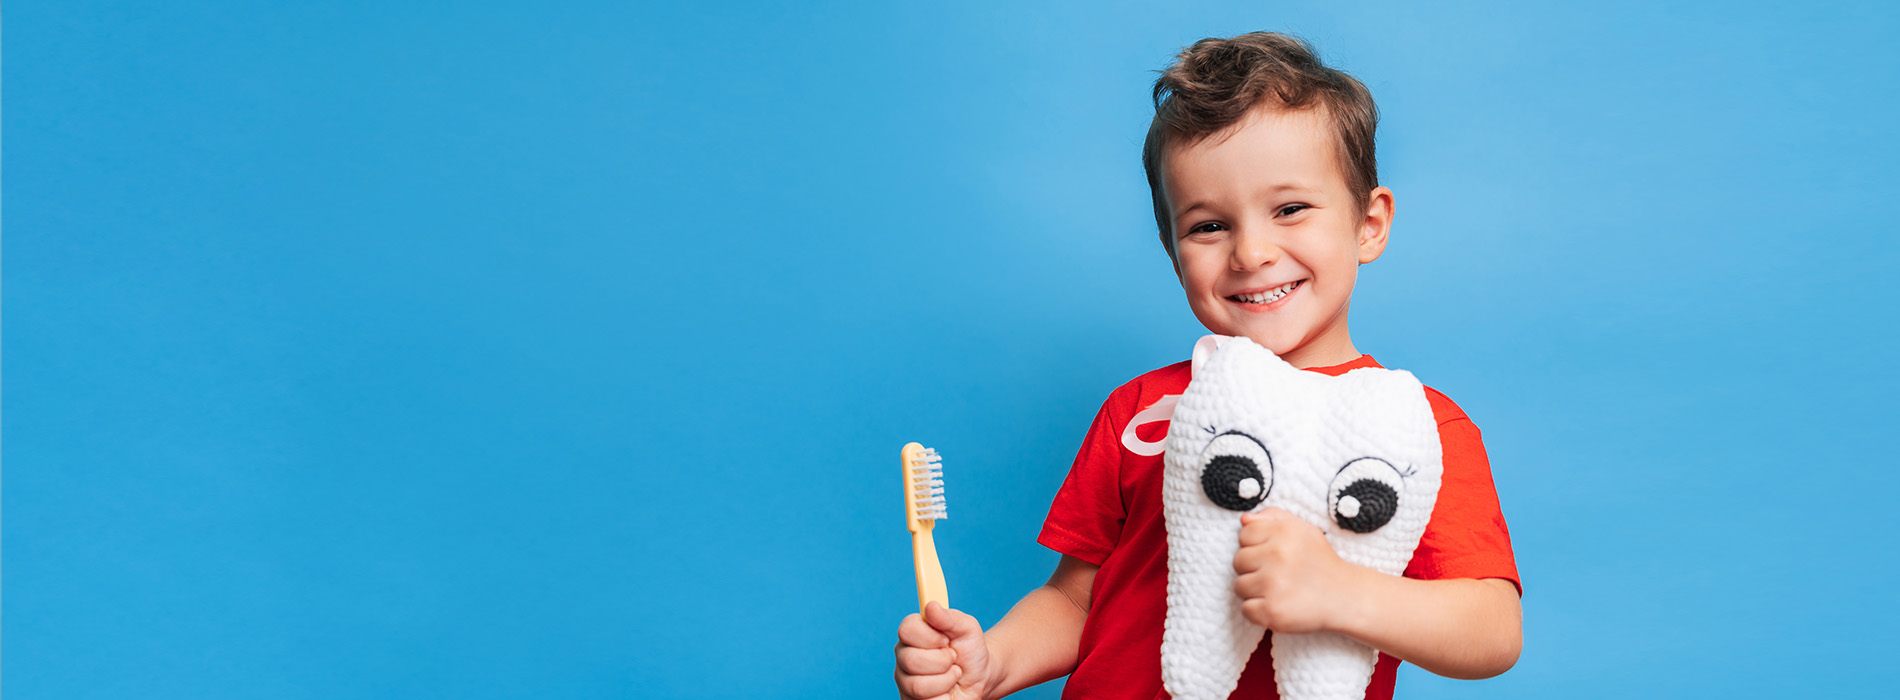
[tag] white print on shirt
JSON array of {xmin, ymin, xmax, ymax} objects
[{"xmin": 1119, "ymin": 394, "xmax": 1180, "ymax": 457}]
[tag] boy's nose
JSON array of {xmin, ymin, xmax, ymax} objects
[{"xmin": 1231, "ymin": 230, "xmax": 1282, "ymax": 270}]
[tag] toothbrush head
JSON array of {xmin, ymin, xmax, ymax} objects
[{"xmin": 902, "ymin": 442, "xmax": 947, "ymax": 532}]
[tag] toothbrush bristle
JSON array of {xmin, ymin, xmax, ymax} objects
[{"xmin": 909, "ymin": 447, "xmax": 947, "ymax": 520}]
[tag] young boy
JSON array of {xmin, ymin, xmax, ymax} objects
[{"xmin": 894, "ymin": 32, "xmax": 1521, "ymax": 700}]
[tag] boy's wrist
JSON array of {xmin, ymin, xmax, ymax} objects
[
  {"xmin": 978, "ymin": 631, "xmax": 1004, "ymax": 700},
  {"xmin": 1323, "ymin": 562, "xmax": 1385, "ymax": 639}
]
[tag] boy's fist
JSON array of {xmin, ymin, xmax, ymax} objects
[
  {"xmin": 894, "ymin": 602, "xmax": 992, "ymax": 700},
  {"xmin": 1232, "ymin": 508, "xmax": 1361, "ymax": 634}
]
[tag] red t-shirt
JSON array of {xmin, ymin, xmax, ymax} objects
[{"xmin": 1038, "ymin": 355, "xmax": 1519, "ymax": 700}]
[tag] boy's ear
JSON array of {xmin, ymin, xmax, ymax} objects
[{"xmin": 1357, "ymin": 186, "xmax": 1395, "ymax": 264}]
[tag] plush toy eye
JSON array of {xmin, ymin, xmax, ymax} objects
[
  {"xmin": 1199, "ymin": 432, "xmax": 1272, "ymax": 511},
  {"xmin": 1328, "ymin": 458, "xmax": 1403, "ymax": 533}
]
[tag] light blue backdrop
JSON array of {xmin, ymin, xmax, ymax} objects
[{"xmin": 8, "ymin": 1, "xmax": 1898, "ymax": 698}]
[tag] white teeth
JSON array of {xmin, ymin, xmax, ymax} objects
[{"xmin": 1231, "ymin": 281, "xmax": 1300, "ymax": 304}]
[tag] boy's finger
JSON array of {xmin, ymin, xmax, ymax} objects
[
  {"xmin": 927, "ymin": 606, "xmax": 990, "ymax": 677},
  {"xmin": 898, "ymin": 613, "xmax": 950, "ymax": 649},
  {"xmin": 896, "ymin": 645, "xmax": 956, "ymax": 675},
  {"xmin": 1241, "ymin": 506, "xmax": 1292, "ymax": 524},
  {"xmin": 1233, "ymin": 541, "xmax": 1265, "ymax": 574},
  {"xmin": 1238, "ymin": 508, "xmax": 1293, "ymax": 545},
  {"xmin": 896, "ymin": 668, "xmax": 957, "ymax": 699}
]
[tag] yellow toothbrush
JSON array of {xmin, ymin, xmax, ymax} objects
[{"xmin": 902, "ymin": 442, "xmax": 949, "ymax": 615}]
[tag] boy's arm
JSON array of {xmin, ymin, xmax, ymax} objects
[
  {"xmin": 1334, "ymin": 575, "xmax": 1521, "ymax": 679},
  {"xmin": 981, "ymin": 554, "xmax": 1098, "ymax": 699},
  {"xmin": 1233, "ymin": 509, "xmax": 1522, "ymax": 680}
]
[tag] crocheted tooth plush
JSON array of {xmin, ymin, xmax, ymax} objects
[{"xmin": 1161, "ymin": 335, "xmax": 1443, "ymax": 700}]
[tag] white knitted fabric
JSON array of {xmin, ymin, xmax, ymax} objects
[{"xmin": 1161, "ymin": 336, "xmax": 1443, "ymax": 700}]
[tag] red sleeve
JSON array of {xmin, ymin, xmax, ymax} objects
[
  {"xmin": 1037, "ymin": 395, "xmax": 1130, "ymax": 566},
  {"xmin": 1403, "ymin": 388, "xmax": 1522, "ymax": 594}
]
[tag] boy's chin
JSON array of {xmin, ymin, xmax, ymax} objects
[
  {"xmin": 1207, "ymin": 327, "xmax": 1299, "ymax": 357},
  {"xmin": 1238, "ymin": 333, "xmax": 1296, "ymax": 357},
  {"xmin": 1192, "ymin": 308, "xmax": 1307, "ymax": 358}
]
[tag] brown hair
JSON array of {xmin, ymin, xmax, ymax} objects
[{"xmin": 1142, "ymin": 32, "xmax": 1380, "ymax": 262}]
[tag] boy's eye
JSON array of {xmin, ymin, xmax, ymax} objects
[
  {"xmin": 1276, "ymin": 204, "xmax": 1311, "ymax": 217},
  {"xmin": 1187, "ymin": 222, "xmax": 1226, "ymax": 235}
]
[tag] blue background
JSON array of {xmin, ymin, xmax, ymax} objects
[{"xmin": 8, "ymin": 1, "xmax": 1898, "ymax": 698}]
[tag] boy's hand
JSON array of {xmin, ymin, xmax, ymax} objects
[
  {"xmin": 895, "ymin": 602, "xmax": 992, "ymax": 700},
  {"xmin": 1233, "ymin": 508, "xmax": 1363, "ymax": 634}
]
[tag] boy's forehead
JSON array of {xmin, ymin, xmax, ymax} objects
[{"xmin": 1162, "ymin": 106, "xmax": 1346, "ymax": 205}]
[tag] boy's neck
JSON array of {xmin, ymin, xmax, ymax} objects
[{"xmin": 1279, "ymin": 338, "xmax": 1362, "ymax": 370}]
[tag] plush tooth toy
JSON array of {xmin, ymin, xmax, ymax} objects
[{"xmin": 1161, "ymin": 335, "xmax": 1443, "ymax": 700}]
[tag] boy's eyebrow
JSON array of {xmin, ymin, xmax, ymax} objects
[{"xmin": 1171, "ymin": 183, "xmax": 1321, "ymax": 222}]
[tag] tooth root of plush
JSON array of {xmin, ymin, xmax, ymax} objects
[
  {"xmin": 1271, "ymin": 632, "xmax": 1378, "ymax": 700},
  {"xmin": 1160, "ymin": 526, "xmax": 1263, "ymax": 700},
  {"xmin": 1160, "ymin": 595, "xmax": 1263, "ymax": 700}
]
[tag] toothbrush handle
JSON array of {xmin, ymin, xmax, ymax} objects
[{"xmin": 912, "ymin": 529, "xmax": 949, "ymax": 615}]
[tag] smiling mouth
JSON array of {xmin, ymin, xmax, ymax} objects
[{"xmin": 1227, "ymin": 280, "xmax": 1304, "ymax": 305}]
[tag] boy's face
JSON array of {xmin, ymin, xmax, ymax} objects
[{"xmin": 1161, "ymin": 106, "xmax": 1393, "ymax": 368}]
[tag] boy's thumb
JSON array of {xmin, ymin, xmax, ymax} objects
[{"xmin": 923, "ymin": 602, "xmax": 981, "ymax": 640}]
